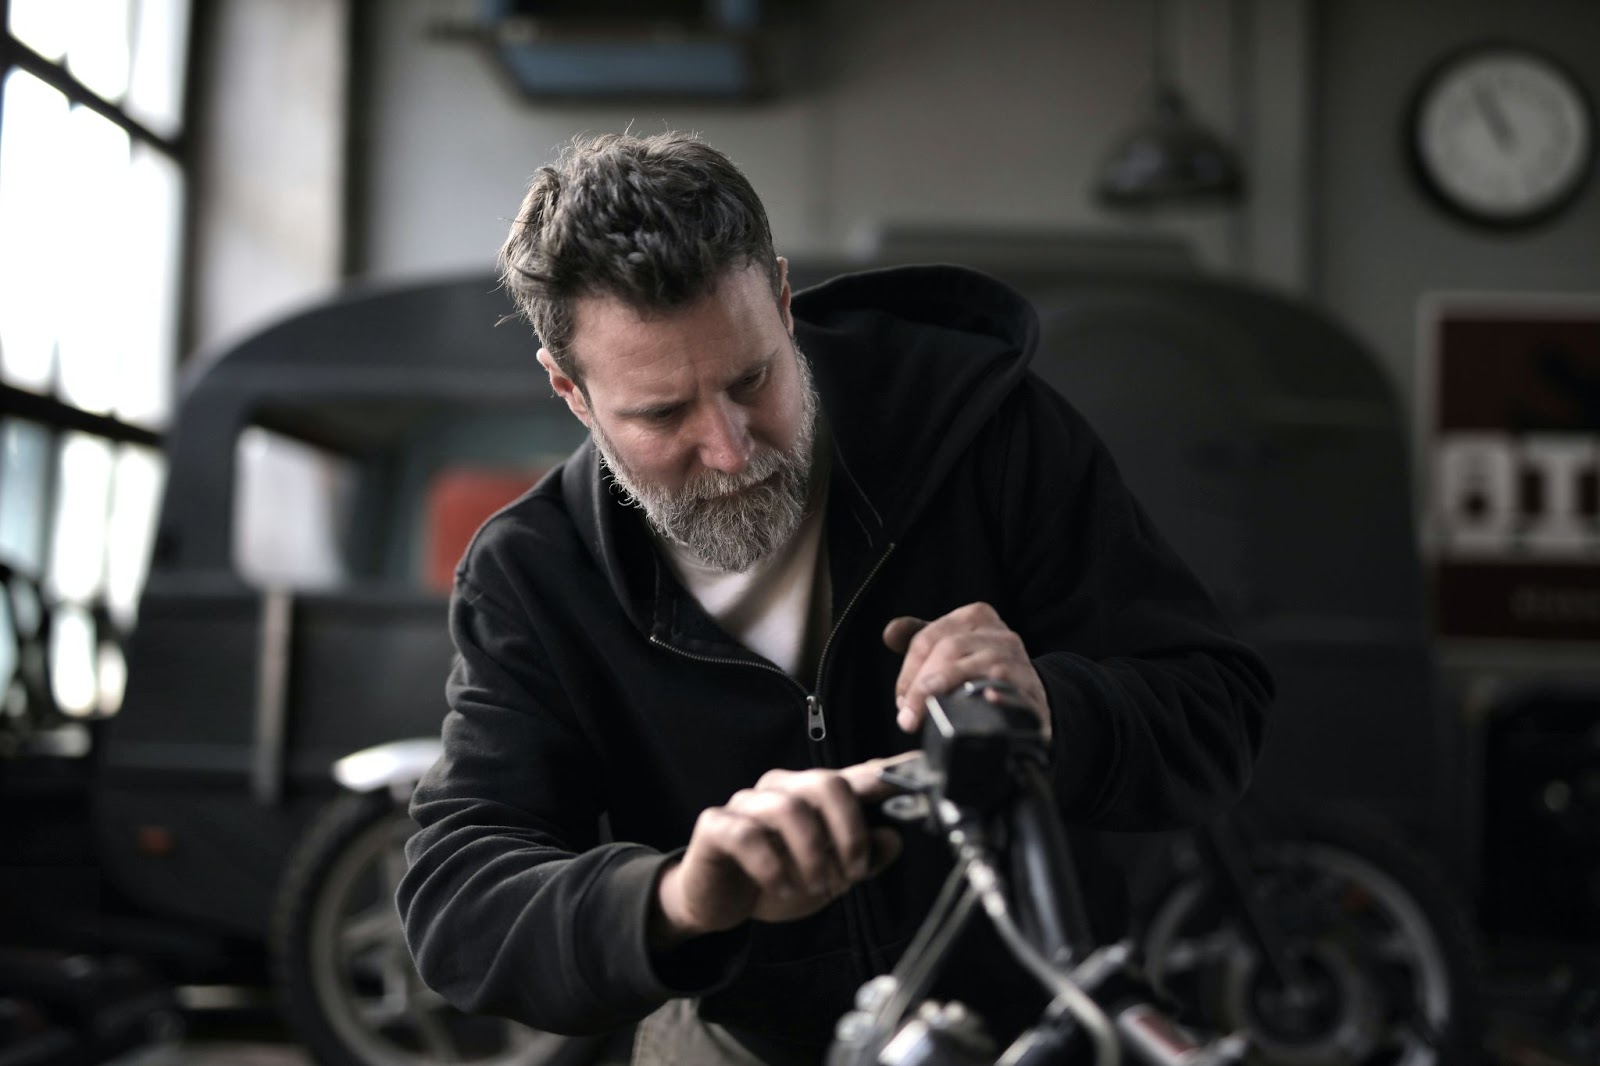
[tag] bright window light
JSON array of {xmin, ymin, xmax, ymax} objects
[
  {"xmin": 47, "ymin": 433, "xmax": 115, "ymax": 603},
  {"xmin": 67, "ymin": 0, "xmax": 133, "ymax": 103},
  {"xmin": 57, "ymin": 106, "xmax": 134, "ymax": 417},
  {"xmin": 0, "ymin": 70, "xmax": 71, "ymax": 394},
  {"xmin": 50, "ymin": 603, "xmax": 97, "ymax": 715},
  {"xmin": 105, "ymin": 445, "xmax": 166, "ymax": 630},
  {"xmin": 127, "ymin": 0, "xmax": 191, "ymax": 138},
  {"xmin": 0, "ymin": 420, "xmax": 52, "ymax": 573},
  {"xmin": 8, "ymin": 0, "xmax": 71, "ymax": 61},
  {"xmin": 118, "ymin": 145, "xmax": 182, "ymax": 426}
]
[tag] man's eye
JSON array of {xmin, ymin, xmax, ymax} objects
[
  {"xmin": 732, "ymin": 367, "xmax": 768, "ymax": 396},
  {"xmin": 643, "ymin": 407, "xmax": 681, "ymax": 423}
]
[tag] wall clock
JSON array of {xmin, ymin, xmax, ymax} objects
[{"xmin": 1410, "ymin": 44, "xmax": 1594, "ymax": 228}]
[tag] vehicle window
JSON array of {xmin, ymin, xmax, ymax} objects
[
  {"xmin": 233, "ymin": 427, "xmax": 358, "ymax": 590},
  {"xmin": 231, "ymin": 404, "xmax": 581, "ymax": 593}
]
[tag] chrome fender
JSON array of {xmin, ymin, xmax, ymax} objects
[{"xmin": 331, "ymin": 738, "xmax": 443, "ymax": 801}]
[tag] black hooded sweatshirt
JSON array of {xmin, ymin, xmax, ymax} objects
[{"xmin": 398, "ymin": 265, "xmax": 1273, "ymax": 1060}]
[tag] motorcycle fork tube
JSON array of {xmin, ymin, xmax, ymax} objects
[
  {"xmin": 1194, "ymin": 818, "xmax": 1304, "ymax": 989},
  {"xmin": 1009, "ymin": 758, "xmax": 1096, "ymax": 963}
]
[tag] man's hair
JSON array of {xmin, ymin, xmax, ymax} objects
[{"xmin": 499, "ymin": 131, "xmax": 781, "ymax": 386}]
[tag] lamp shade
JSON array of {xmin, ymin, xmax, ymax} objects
[{"xmin": 1096, "ymin": 86, "xmax": 1245, "ymax": 208}]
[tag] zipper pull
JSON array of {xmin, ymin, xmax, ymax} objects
[{"xmin": 806, "ymin": 695, "xmax": 827, "ymax": 741}]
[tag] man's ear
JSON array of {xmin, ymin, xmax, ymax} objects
[
  {"xmin": 775, "ymin": 256, "xmax": 794, "ymax": 337},
  {"xmin": 537, "ymin": 348, "xmax": 593, "ymax": 428}
]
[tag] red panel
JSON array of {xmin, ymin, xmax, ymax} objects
[{"xmin": 425, "ymin": 469, "xmax": 544, "ymax": 593}]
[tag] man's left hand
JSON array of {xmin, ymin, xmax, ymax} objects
[{"xmin": 882, "ymin": 603, "xmax": 1050, "ymax": 740}]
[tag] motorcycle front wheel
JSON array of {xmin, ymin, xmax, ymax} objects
[
  {"xmin": 1141, "ymin": 809, "xmax": 1482, "ymax": 1066},
  {"xmin": 271, "ymin": 791, "xmax": 596, "ymax": 1066}
]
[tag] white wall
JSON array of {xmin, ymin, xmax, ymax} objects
[
  {"xmin": 347, "ymin": 0, "xmax": 1600, "ymax": 417},
  {"xmin": 190, "ymin": 0, "xmax": 349, "ymax": 358},
  {"xmin": 1313, "ymin": 0, "xmax": 1600, "ymax": 413},
  {"xmin": 354, "ymin": 0, "xmax": 1302, "ymax": 282}
]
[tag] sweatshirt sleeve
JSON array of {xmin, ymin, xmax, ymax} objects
[
  {"xmin": 396, "ymin": 559, "xmax": 749, "ymax": 1035},
  {"xmin": 987, "ymin": 375, "xmax": 1274, "ymax": 831}
]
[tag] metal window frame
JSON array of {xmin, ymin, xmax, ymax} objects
[{"xmin": 0, "ymin": 0, "xmax": 189, "ymax": 717}]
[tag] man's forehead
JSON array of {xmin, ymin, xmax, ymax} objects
[{"xmin": 567, "ymin": 269, "xmax": 781, "ymax": 389}]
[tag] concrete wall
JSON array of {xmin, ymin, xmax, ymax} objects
[
  {"xmin": 347, "ymin": 0, "xmax": 1600, "ymax": 419},
  {"xmin": 1313, "ymin": 0, "xmax": 1600, "ymax": 414},
  {"xmin": 189, "ymin": 0, "xmax": 350, "ymax": 359},
  {"xmin": 185, "ymin": 0, "xmax": 1600, "ymax": 415},
  {"xmin": 352, "ymin": 0, "xmax": 1309, "ymax": 283}
]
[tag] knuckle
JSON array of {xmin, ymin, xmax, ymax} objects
[
  {"xmin": 768, "ymin": 791, "xmax": 804, "ymax": 819},
  {"xmin": 756, "ymin": 769, "xmax": 789, "ymax": 790},
  {"xmin": 819, "ymin": 772, "xmax": 852, "ymax": 800},
  {"xmin": 728, "ymin": 818, "xmax": 767, "ymax": 850}
]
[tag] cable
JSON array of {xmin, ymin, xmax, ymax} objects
[{"xmin": 963, "ymin": 852, "xmax": 1121, "ymax": 1066}]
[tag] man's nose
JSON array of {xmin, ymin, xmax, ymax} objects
[{"xmin": 695, "ymin": 398, "xmax": 752, "ymax": 474}]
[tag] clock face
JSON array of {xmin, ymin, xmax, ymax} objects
[{"xmin": 1412, "ymin": 46, "xmax": 1594, "ymax": 226}]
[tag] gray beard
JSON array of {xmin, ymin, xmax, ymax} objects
[{"xmin": 591, "ymin": 349, "xmax": 819, "ymax": 574}]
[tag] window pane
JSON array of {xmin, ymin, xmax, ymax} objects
[
  {"xmin": 117, "ymin": 145, "xmax": 182, "ymax": 427},
  {"xmin": 0, "ymin": 420, "xmax": 54, "ymax": 574},
  {"xmin": 0, "ymin": 70, "xmax": 70, "ymax": 394},
  {"xmin": 50, "ymin": 602, "xmax": 97, "ymax": 716},
  {"xmin": 105, "ymin": 444, "xmax": 165, "ymax": 630},
  {"xmin": 234, "ymin": 428, "xmax": 357, "ymax": 589},
  {"xmin": 0, "ymin": 593, "xmax": 14, "ymax": 712},
  {"xmin": 126, "ymin": 0, "xmax": 191, "ymax": 138},
  {"xmin": 47, "ymin": 433, "xmax": 114, "ymax": 602},
  {"xmin": 57, "ymin": 106, "xmax": 133, "ymax": 417},
  {"xmin": 8, "ymin": 0, "xmax": 71, "ymax": 61},
  {"xmin": 66, "ymin": 0, "xmax": 134, "ymax": 103},
  {"xmin": 97, "ymin": 638, "xmax": 127, "ymax": 716},
  {"xmin": 2, "ymin": 572, "xmax": 48, "ymax": 719}
]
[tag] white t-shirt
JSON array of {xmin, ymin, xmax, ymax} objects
[{"xmin": 656, "ymin": 479, "xmax": 832, "ymax": 682}]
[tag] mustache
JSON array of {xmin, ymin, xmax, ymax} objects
[{"xmin": 678, "ymin": 449, "xmax": 786, "ymax": 503}]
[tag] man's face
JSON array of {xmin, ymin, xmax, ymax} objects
[{"xmin": 539, "ymin": 259, "xmax": 819, "ymax": 573}]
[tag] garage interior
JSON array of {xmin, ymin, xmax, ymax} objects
[{"xmin": 1, "ymin": 1, "xmax": 1599, "ymax": 1064}]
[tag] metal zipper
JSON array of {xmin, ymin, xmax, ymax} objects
[
  {"xmin": 647, "ymin": 636, "xmax": 821, "ymax": 741},
  {"xmin": 647, "ymin": 636, "xmax": 796, "ymax": 684},
  {"xmin": 809, "ymin": 541, "xmax": 898, "ymax": 702},
  {"xmin": 805, "ymin": 695, "xmax": 826, "ymax": 741},
  {"xmin": 652, "ymin": 540, "xmax": 899, "ymax": 986},
  {"xmin": 804, "ymin": 541, "xmax": 897, "ymax": 985},
  {"xmin": 648, "ymin": 541, "xmax": 897, "ymax": 749}
]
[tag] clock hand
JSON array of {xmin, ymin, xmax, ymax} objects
[{"xmin": 1473, "ymin": 84, "xmax": 1516, "ymax": 151}]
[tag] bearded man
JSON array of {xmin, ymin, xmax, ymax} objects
[{"xmin": 398, "ymin": 131, "xmax": 1273, "ymax": 1065}]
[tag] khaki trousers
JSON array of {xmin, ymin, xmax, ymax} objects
[{"xmin": 630, "ymin": 999, "xmax": 798, "ymax": 1066}]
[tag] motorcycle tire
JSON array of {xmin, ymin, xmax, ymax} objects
[
  {"xmin": 271, "ymin": 790, "xmax": 601, "ymax": 1066},
  {"xmin": 1140, "ymin": 806, "xmax": 1483, "ymax": 1066}
]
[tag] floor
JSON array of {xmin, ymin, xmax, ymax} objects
[
  {"xmin": 48, "ymin": 953, "xmax": 1600, "ymax": 1066},
  {"xmin": 112, "ymin": 1044, "xmax": 308, "ymax": 1066},
  {"xmin": 85, "ymin": 998, "xmax": 1600, "ymax": 1066},
  {"xmin": 104, "ymin": 1005, "xmax": 309, "ymax": 1066}
]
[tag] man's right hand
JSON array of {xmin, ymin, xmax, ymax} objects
[{"xmin": 649, "ymin": 755, "xmax": 913, "ymax": 949}]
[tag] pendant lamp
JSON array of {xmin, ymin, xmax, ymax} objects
[{"xmin": 1095, "ymin": 0, "xmax": 1245, "ymax": 209}]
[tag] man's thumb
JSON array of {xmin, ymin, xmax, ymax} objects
[{"xmin": 882, "ymin": 616, "xmax": 927, "ymax": 654}]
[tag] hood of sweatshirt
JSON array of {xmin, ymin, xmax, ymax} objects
[{"xmin": 792, "ymin": 263, "xmax": 1040, "ymax": 541}]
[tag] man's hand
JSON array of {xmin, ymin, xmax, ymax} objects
[
  {"xmin": 650, "ymin": 756, "xmax": 912, "ymax": 950},
  {"xmin": 882, "ymin": 603, "xmax": 1050, "ymax": 739}
]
